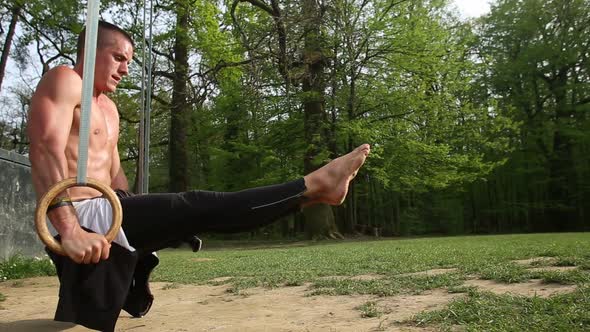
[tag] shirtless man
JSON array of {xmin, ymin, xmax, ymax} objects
[
  {"xmin": 28, "ymin": 21, "xmax": 370, "ymax": 264},
  {"xmin": 27, "ymin": 21, "xmax": 369, "ymax": 331}
]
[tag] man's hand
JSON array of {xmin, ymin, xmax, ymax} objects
[{"xmin": 60, "ymin": 225, "xmax": 111, "ymax": 264}]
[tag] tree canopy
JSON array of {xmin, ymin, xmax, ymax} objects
[{"xmin": 1, "ymin": 0, "xmax": 588, "ymax": 238}]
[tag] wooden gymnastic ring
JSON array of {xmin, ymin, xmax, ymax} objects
[{"xmin": 35, "ymin": 177, "xmax": 123, "ymax": 256}]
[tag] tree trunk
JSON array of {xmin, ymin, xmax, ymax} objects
[
  {"xmin": 301, "ymin": 0, "xmax": 341, "ymax": 240},
  {"xmin": 547, "ymin": 72, "xmax": 576, "ymax": 230},
  {"xmin": 0, "ymin": 5, "xmax": 20, "ymax": 92},
  {"xmin": 169, "ymin": 1, "xmax": 190, "ymax": 192}
]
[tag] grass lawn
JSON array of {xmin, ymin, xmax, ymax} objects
[
  {"xmin": 152, "ymin": 232, "xmax": 590, "ymax": 331},
  {"xmin": 1, "ymin": 232, "xmax": 589, "ymax": 330}
]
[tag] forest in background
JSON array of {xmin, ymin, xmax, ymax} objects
[{"xmin": 0, "ymin": 0, "xmax": 588, "ymax": 239}]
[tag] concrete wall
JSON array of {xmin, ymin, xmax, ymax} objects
[{"xmin": 0, "ymin": 148, "xmax": 44, "ymax": 260}]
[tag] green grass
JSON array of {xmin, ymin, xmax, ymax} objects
[
  {"xmin": 2, "ymin": 233, "xmax": 589, "ymax": 331},
  {"xmin": 357, "ymin": 301, "xmax": 384, "ymax": 318},
  {"xmin": 478, "ymin": 263, "xmax": 529, "ymax": 283},
  {"xmin": 309, "ymin": 273, "xmax": 464, "ymax": 296},
  {"xmin": 153, "ymin": 233, "xmax": 590, "ymax": 287},
  {"xmin": 412, "ymin": 287, "xmax": 590, "ymax": 331},
  {"xmin": 0, "ymin": 255, "xmax": 55, "ymax": 280},
  {"xmin": 150, "ymin": 233, "xmax": 590, "ymax": 331}
]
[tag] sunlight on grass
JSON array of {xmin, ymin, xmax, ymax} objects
[
  {"xmin": 478, "ymin": 263, "xmax": 529, "ymax": 283},
  {"xmin": 153, "ymin": 233, "xmax": 590, "ymax": 288},
  {"xmin": 149, "ymin": 233, "xmax": 590, "ymax": 331},
  {"xmin": 3, "ymin": 233, "xmax": 589, "ymax": 331},
  {"xmin": 412, "ymin": 287, "xmax": 590, "ymax": 332}
]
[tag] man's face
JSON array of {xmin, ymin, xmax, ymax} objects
[{"xmin": 93, "ymin": 31, "xmax": 134, "ymax": 93}]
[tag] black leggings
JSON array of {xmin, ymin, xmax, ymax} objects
[{"xmin": 118, "ymin": 179, "xmax": 306, "ymax": 253}]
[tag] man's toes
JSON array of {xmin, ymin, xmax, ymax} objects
[
  {"xmin": 354, "ymin": 144, "xmax": 367, "ymax": 151},
  {"xmin": 355, "ymin": 144, "xmax": 371, "ymax": 155}
]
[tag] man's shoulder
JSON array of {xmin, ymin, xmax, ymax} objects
[
  {"xmin": 42, "ymin": 65, "xmax": 82, "ymax": 84},
  {"xmin": 33, "ymin": 66, "xmax": 82, "ymax": 101}
]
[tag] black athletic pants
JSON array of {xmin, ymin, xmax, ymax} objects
[{"xmin": 118, "ymin": 178, "xmax": 307, "ymax": 254}]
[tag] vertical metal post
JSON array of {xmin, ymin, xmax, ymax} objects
[
  {"xmin": 143, "ymin": 0, "xmax": 154, "ymax": 194},
  {"xmin": 77, "ymin": 0, "xmax": 100, "ymax": 185},
  {"xmin": 138, "ymin": 0, "xmax": 153, "ymax": 194},
  {"xmin": 138, "ymin": 0, "xmax": 147, "ymax": 193}
]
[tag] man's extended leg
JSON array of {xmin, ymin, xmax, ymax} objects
[
  {"xmin": 121, "ymin": 144, "xmax": 370, "ymax": 253},
  {"xmin": 120, "ymin": 178, "xmax": 307, "ymax": 253},
  {"xmin": 117, "ymin": 144, "xmax": 369, "ymax": 318}
]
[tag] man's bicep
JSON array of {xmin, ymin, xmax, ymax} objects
[{"xmin": 29, "ymin": 98, "xmax": 73, "ymax": 147}]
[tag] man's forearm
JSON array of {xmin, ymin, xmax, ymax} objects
[{"xmin": 30, "ymin": 144, "xmax": 79, "ymax": 236}]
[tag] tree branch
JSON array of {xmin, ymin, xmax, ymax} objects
[
  {"xmin": 369, "ymin": 110, "xmax": 417, "ymax": 123},
  {"xmin": 153, "ymin": 70, "xmax": 175, "ymax": 80}
]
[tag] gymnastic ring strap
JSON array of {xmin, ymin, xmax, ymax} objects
[{"xmin": 35, "ymin": 177, "xmax": 123, "ymax": 256}]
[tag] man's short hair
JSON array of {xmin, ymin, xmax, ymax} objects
[{"xmin": 76, "ymin": 21, "xmax": 134, "ymax": 62}]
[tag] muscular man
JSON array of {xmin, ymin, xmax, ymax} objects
[{"xmin": 27, "ymin": 21, "xmax": 370, "ymax": 331}]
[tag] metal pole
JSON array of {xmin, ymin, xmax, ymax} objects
[
  {"xmin": 77, "ymin": 0, "xmax": 100, "ymax": 185},
  {"xmin": 138, "ymin": 0, "xmax": 147, "ymax": 193},
  {"xmin": 143, "ymin": 0, "xmax": 154, "ymax": 194}
]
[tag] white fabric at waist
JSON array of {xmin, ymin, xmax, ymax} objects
[{"xmin": 47, "ymin": 197, "xmax": 135, "ymax": 252}]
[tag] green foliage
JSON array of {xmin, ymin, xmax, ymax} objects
[
  {"xmin": 0, "ymin": 255, "xmax": 55, "ymax": 280},
  {"xmin": 2, "ymin": 0, "xmax": 588, "ymax": 237},
  {"xmin": 469, "ymin": 0, "xmax": 590, "ymax": 232}
]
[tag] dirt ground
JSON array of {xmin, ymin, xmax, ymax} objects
[{"xmin": 0, "ymin": 262, "xmax": 577, "ymax": 332}]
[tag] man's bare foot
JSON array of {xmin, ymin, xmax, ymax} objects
[{"xmin": 303, "ymin": 144, "xmax": 371, "ymax": 206}]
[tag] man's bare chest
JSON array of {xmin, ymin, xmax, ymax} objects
[{"xmin": 71, "ymin": 103, "xmax": 115, "ymax": 148}]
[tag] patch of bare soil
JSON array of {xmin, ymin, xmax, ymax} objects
[
  {"xmin": 317, "ymin": 273, "xmax": 385, "ymax": 281},
  {"xmin": 0, "ymin": 274, "xmax": 577, "ymax": 332},
  {"xmin": 210, "ymin": 276, "xmax": 233, "ymax": 283},
  {"xmin": 399, "ymin": 268, "xmax": 458, "ymax": 277},
  {"xmin": 512, "ymin": 257, "xmax": 558, "ymax": 266},
  {"xmin": 374, "ymin": 289, "xmax": 461, "ymax": 322},
  {"xmin": 0, "ymin": 277, "xmax": 443, "ymax": 332},
  {"xmin": 463, "ymin": 279, "xmax": 576, "ymax": 298},
  {"xmin": 511, "ymin": 257, "xmax": 578, "ymax": 273},
  {"xmin": 526, "ymin": 266, "xmax": 578, "ymax": 273}
]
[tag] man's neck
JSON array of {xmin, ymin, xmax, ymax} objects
[{"xmin": 73, "ymin": 63, "xmax": 103, "ymax": 99}]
